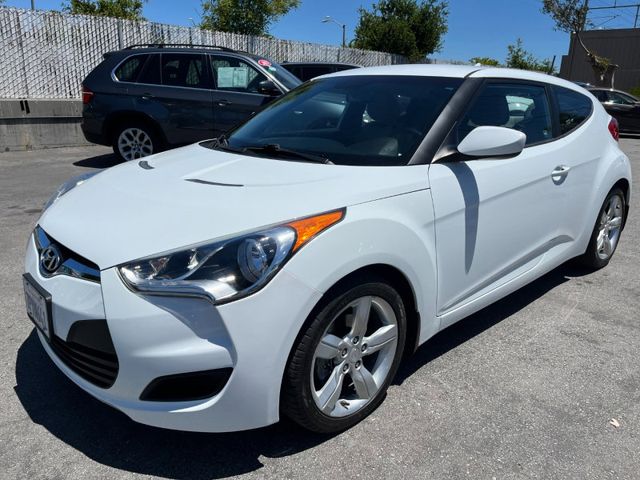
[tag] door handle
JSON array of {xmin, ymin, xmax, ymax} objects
[
  {"xmin": 551, "ymin": 165, "xmax": 571, "ymax": 182},
  {"xmin": 217, "ymin": 99, "xmax": 231, "ymax": 107},
  {"xmin": 141, "ymin": 93, "xmax": 155, "ymax": 100}
]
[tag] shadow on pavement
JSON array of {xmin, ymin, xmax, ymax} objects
[
  {"xmin": 14, "ymin": 262, "xmax": 594, "ymax": 479},
  {"xmin": 73, "ymin": 153, "xmax": 122, "ymax": 169},
  {"xmin": 14, "ymin": 331, "xmax": 333, "ymax": 479},
  {"xmin": 395, "ymin": 262, "xmax": 593, "ymax": 384}
]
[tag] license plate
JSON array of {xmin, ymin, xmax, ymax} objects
[{"xmin": 23, "ymin": 273, "xmax": 53, "ymax": 341}]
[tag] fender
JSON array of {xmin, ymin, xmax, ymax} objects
[
  {"xmin": 574, "ymin": 143, "xmax": 632, "ymax": 256},
  {"xmin": 283, "ymin": 189, "xmax": 439, "ymax": 345}
]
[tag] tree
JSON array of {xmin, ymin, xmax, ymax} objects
[
  {"xmin": 200, "ymin": 0, "xmax": 300, "ymax": 35},
  {"xmin": 542, "ymin": 0, "xmax": 617, "ymax": 86},
  {"xmin": 352, "ymin": 0, "xmax": 448, "ymax": 61},
  {"xmin": 64, "ymin": 0, "xmax": 145, "ymax": 20},
  {"xmin": 505, "ymin": 38, "xmax": 555, "ymax": 73},
  {"xmin": 469, "ymin": 56, "xmax": 501, "ymax": 66}
]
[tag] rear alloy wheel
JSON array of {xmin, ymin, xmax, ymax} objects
[
  {"xmin": 113, "ymin": 124, "xmax": 159, "ymax": 161},
  {"xmin": 282, "ymin": 280, "xmax": 406, "ymax": 433},
  {"xmin": 578, "ymin": 188, "xmax": 625, "ymax": 269}
]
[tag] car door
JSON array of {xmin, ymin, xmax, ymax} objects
[
  {"xmin": 209, "ymin": 54, "xmax": 280, "ymax": 135},
  {"xmin": 428, "ymin": 81, "xmax": 570, "ymax": 325},
  {"xmin": 132, "ymin": 52, "xmax": 215, "ymax": 145}
]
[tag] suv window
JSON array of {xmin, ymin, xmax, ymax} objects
[
  {"xmin": 136, "ymin": 53, "xmax": 161, "ymax": 85},
  {"xmin": 161, "ymin": 53, "xmax": 209, "ymax": 89},
  {"xmin": 210, "ymin": 55, "xmax": 268, "ymax": 93},
  {"xmin": 114, "ymin": 54, "xmax": 148, "ymax": 82},
  {"xmin": 458, "ymin": 83, "xmax": 552, "ymax": 146},
  {"xmin": 554, "ymin": 86, "xmax": 592, "ymax": 135}
]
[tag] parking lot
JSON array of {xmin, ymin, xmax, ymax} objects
[{"xmin": 1, "ymin": 138, "xmax": 639, "ymax": 479}]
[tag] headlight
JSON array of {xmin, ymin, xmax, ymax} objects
[
  {"xmin": 118, "ymin": 209, "xmax": 345, "ymax": 304},
  {"xmin": 43, "ymin": 171, "xmax": 98, "ymax": 212}
]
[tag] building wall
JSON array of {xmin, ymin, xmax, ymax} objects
[{"xmin": 560, "ymin": 28, "xmax": 640, "ymax": 91}]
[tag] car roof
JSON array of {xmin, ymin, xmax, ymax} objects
[{"xmin": 325, "ymin": 64, "xmax": 588, "ymax": 93}]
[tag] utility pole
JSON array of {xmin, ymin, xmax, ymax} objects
[
  {"xmin": 31, "ymin": 0, "xmax": 35, "ymax": 10},
  {"xmin": 322, "ymin": 16, "xmax": 347, "ymax": 48}
]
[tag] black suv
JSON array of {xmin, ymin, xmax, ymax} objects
[{"xmin": 81, "ymin": 44, "xmax": 301, "ymax": 161}]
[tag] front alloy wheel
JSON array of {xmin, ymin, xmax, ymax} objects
[{"xmin": 282, "ymin": 279, "xmax": 406, "ymax": 433}]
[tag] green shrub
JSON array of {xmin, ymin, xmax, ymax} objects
[{"xmin": 629, "ymin": 86, "xmax": 640, "ymax": 98}]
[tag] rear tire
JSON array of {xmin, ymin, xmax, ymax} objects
[
  {"xmin": 112, "ymin": 122, "xmax": 162, "ymax": 161},
  {"xmin": 281, "ymin": 278, "xmax": 406, "ymax": 433},
  {"xmin": 576, "ymin": 187, "xmax": 625, "ymax": 269}
]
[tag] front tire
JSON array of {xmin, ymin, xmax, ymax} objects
[
  {"xmin": 577, "ymin": 187, "xmax": 625, "ymax": 269},
  {"xmin": 281, "ymin": 279, "xmax": 407, "ymax": 433}
]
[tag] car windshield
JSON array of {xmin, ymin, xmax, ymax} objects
[
  {"xmin": 217, "ymin": 75, "xmax": 463, "ymax": 166},
  {"xmin": 256, "ymin": 57, "xmax": 301, "ymax": 90}
]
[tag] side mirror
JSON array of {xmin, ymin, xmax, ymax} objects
[
  {"xmin": 257, "ymin": 80, "xmax": 281, "ymax": 97},
  {"xmin": 457, "ymin": 126, "xmax": 526, "ymax": 158}
]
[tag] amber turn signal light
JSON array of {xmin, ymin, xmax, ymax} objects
[{"xmin": 287, "ymin": 209, "xmax": 345, "ymax": 252}]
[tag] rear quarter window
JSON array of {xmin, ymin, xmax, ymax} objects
[
  {"xmin": 114, "ymin": 55, "xmax": 148, "ymax": 82},
  {"xmin": 554, "ymin": 86, "xmax": 593, "ymax": 135}
]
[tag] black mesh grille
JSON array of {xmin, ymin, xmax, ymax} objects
[{"xmin": 50, "ymin": 320, "xmax": 119, "ymax": 388}]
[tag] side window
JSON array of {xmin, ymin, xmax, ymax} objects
[
  {"xmin": 458, "ymin": 83, "xmax": 552, "ymax": 146},
  {"xmin": 114, "ymin": 55, "xmax": 148, "ymax": 82},
  {"xmin": 555, "ymin": 86, "xmax": 593, "ymax": 135},
  {"xmin": 591, "ymin": 90, "xmax": 607, "ymax": 102},
  {"xmin": 210, "ymin": 55, "xmax": 268, "ymax": 93},
  {"xmin": 607, "ymin": 91, "xmax": 634, "ymax": 105},
  {"xmin": 160, "ymin": 53, "xmax": 209, "ymax": 89},
  {"xmin": 136, "ymin": 53, "xmax": 161, "ymax": 85}
]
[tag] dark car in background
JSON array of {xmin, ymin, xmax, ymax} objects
[
  {"xmin": 81, "ymin": 44, "xmax": 301, "ymax": 161},
  {"xmin": 281, "ymin": 62, "xmax": 360, "ymax": 82},
  {"xmin": 588, "ymin": 87, "xmax": 640, "ymax": 133}
]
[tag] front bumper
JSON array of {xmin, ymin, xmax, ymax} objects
[{"xmin": 25, "ymin": 234, "xmax": 322, "ymax": 432}]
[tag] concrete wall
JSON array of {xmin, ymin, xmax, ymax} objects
[
  {"xmin": 559, "ymin": 29, "xmax": 640, "ymax": 91},
  {"xmin": 0, "ymin": 99, "xmax": 89, "ymax": 151}
]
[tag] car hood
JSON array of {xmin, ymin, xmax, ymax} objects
[{"xmin": 39, "ymin": 143, "xmax": 429, "ymax": 268}]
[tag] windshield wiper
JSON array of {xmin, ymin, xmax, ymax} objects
[
  {"xmin": 204, "ymin": 134, "xmax": 244, "ymax": 153},
  {"xmin": 243, "ymin": 144, "xmax": 332, "ymax": 164}
]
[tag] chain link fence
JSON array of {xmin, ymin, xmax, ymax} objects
[{"xmin": 0, "ymin": 7, "xmax": 407, "ymax": 99}]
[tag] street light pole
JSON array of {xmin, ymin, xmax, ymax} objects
[
  {"xmin": 322, "ymin": 16, "xmax": 347, "ymax": 48},
  {"xmin": 31, "ymin": 0, "xmax": 35, "ymax": 10}
]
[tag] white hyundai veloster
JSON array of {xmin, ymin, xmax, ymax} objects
[{"xmin": 24, "ymin": 65, "xmax": 631, "ymax": 433}]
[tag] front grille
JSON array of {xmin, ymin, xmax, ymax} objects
[
  {"xmin": 50, "ymin": 320, "xmax": 119, "ymax": 388},
  {"xmin": 35, "ymin": 226, "xmax": 101, "ymax": 282}
]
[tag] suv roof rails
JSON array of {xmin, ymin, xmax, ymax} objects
[{"xmin": 125, "ymin": 44, "xmax": 236, "ymax": 52}]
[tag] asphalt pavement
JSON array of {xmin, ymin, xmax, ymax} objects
[{"xmin": 1, "ymin": 139, "xmax": 639, "ymax": 479}]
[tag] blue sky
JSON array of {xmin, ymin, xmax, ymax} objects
[{"xmin": 4, "ymin": 0, "xmax": 577, "ymax": 64}]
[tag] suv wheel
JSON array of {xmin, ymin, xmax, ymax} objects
[
  {"xmin": 113, "ymin": 123, "xmax": 161, "ymax": 161},
  {"xmin": 282, "ymin": 278, "xmax": 406, "ymax": 433}
]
